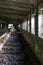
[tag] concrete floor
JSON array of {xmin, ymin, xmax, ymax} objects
[
  {"xmin": 0, "ymin": 29, "xmax": 28, "ymax": 65},
  {"xmin": 0, "ymin": 29, "xmax": 42, "ymax": 65}
]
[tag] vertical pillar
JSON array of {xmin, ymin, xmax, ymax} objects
[
  {"xmin": 1, "ymin": 24, "xmax": 2, "ymax": 30},
  {"xmin": 35, "ymin": 3, "xmax": 38, "ymax": 37},
  {"xmin": 15, "ymin": 24, "xmax": 18, "ymax": 29},
  {"xmin": 0, "ymin": 24, "xmax": 1, "ymax": 29},
  {"xmin": 26, "ymin": 18, "xmax": 28, "ymax": 31},
  {"xmin": 30, "ymin": 9, "xmax": 31, "ymax": 33},
  {"xmin": 20, "ymin": 23, "xmax": 22, "ymax": 29},
  {"xmin": 2, "ymin": 23, "xmax": 4, "ymax": 29},
  {"xmin": 13, "ymin": 24, "xmax": 14, "ymax": 26},
  {"xmin": 6, "ymin": 23, "xmax": 8, "ymax": 29},
  {"xmin": 2, "ymin": 23, "xmax": 8, "ymax": 30},
  {"xmin": 35, "ymin": 3, "xmax": 38, "ymax": 52}
]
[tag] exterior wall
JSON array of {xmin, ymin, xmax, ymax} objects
[{"xmin": 19, "ymin": 28, "xmax": 43, "ymax": 65}]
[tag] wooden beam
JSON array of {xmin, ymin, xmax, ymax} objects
[
  {"xmin": 0, "ymin": 0, "xmax": 33, "ymax": 8},
  {"xmin": 0, "ymin": 19, "xmax": 20, "ymax": 24},
  {"xmin": 0, "ymin": 12, "xmax": 24, "ymax": 17},
  {"xmin": 0, "ymin": 12, "xmax": 26, "ymax": 16},
  {"xmin": 0, "ymin": 5, "xmax": 29, "ymax": 11},
  {"xmin": 0, "ymin": 12, "xmax": 27, "ymax": 16},
  {"xmin": 0, "ymin": 15, "xmax": 24, "ymax": 19},
  {"xmin": 0, "ymin": 7, "xmax": 28, "ymax": 15},
  {"xmin": 0, "ymin": 20, "xmax": 7, "ymax": 23},
  {"xmin": 0, "ymin": 0, "xmax": 35, "ymax": 24},
  {"xmin": 0, "ymin": 16, "xmax": 23, "ymax": 22}
]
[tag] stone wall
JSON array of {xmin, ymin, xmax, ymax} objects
[{"xmin": 19, "ymin": 28, "xmax": 43, "ymax": 65}]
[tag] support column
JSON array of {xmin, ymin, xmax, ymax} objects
[
  {"xmin": 30, "ymin": 9, "xmax": 31, "ymax": 33},
  {"xmin": 0, "ymin": 24, "xmax": 2, "ymax": 30},
  {"xmin": 2, "ymin": 23, "xmax": 4, "ymax": 29},
  {"xmin": 26, "ymin": 18, "xmax": 28, "ymax": 31},
  {"xmin": 20, "ymin": 24, "xmax": 22, "ymax": 29},
  {"xmin": 13, "ymin": 24, "xmax": 15, "ymax": 28},
  {"xmin": 2, "ymin": 23, "xmax": 8, "ymax": 30},
  {"xmin": 6, "ymin": 23, "xmax": 8, "ymax": 29},
  {"xmin": 35, "ymin": 3, "xmax": 38, "ymax": 37},
  {"xmin": 0, "ymin": 24, "xmax": 1, "ymax": 29}
]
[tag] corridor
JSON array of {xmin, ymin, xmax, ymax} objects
[
  {"xmin": 0, "ymin": 0, "xmax": 43, "ymax": 65},
  {"xmin": 0, "ymin": 29, "xmax": 42, "ymax": 65},
  {"xmin": 0, "ymin": 29, "xmax": 28, "ymax": 65}
]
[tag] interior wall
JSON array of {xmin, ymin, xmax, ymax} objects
[
  {"xmin": 19, "ymin": 28, "xmax": 43, "ymax": 65},
  {"xmin": 18, "ymin": 2, "xmax": 43, "ymax": 65}
]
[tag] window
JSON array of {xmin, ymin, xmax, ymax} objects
[
  {"xmin": 24, "ymin": 21, "xmax": 27, "ymax": 30},
  {"xmin": 22, "ymin": 21, "xmax": 27, "ymax": 30},
  {"xmin": 31, "ymin": 16, "xmax": 35, "ymax": 34},
  {"xmin": 8, "ymin": 24, "xmax": 13, "ymax": 29},
  {"xmin": 38, "ymin": 9, "xmax": 43, "ymax": 38}
]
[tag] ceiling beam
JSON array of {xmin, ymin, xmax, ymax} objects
[
  {"xmin": 0, "ymin": 16, "xmax": 23, "ymax": 22},
  {"xmin": 0, "ymin": 14, "xmax": 24, "ymax": 19},
  {"xmin": 0, "ymin": 13, "xmax": 26, "ymax": 18},
  {"xmin": 0, "ymin": 8, "xmax": 27, "ymax": 14},
  {"xmin": 0, "ymin": 5, "xmax": 29, "ymax": 11},
  {"xmin": 0, "ymin": 20, "xmax": 7, "ymax": 23},
  {"xmin": 0, "ymin": 19, "xmax": 21, "ymax": 24},
  {"xmin": 0, "ymin": 0, "xmax": 35, "ymax": 24},
  {"xmin": 7, "ymin": 21, "xmax": 21, "ymax": 24},
  {"xmin": 0, "ymin": 12, "xmax": 27, "ymax": 16},
  {"xmin": 0, "ymin": 0, "xmax": 33, "ymax": 8}
]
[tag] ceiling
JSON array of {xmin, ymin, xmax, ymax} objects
[{"xmin": 0, "ymin": 0, "xmax": 41, "ymax": 24}]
